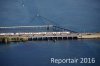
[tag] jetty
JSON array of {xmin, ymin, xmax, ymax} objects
[
  {"xmin": 0, "ymin": 15, "xmax": 100, "ymax": 43},
  {"xmin": 0, "ymin": 31, "xmax": 100, "ymax": 43}
]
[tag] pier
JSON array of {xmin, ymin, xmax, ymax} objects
[
  {"xmin": 0, "ymin": 15, "xmax": 100, "ymax": 43},
  {"xmin": 0, "ymin": 32, "xmax": 100, "ymax": 43}
]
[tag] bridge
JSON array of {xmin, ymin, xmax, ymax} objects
[
  {"xmin": 0, "ymin": 14, "xmax": 100, "ymax": 43},
  {"xmin": 0, "ymin": 14, "xmax": 77, "ymax": 33},
  {"xmin": 0, "ymin": 25, "xmax": 53, "ymax": 29}
]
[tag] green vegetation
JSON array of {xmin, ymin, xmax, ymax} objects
[{"xmin": 0, "ymin": 36, "xmax": 28, "ymax": 43}]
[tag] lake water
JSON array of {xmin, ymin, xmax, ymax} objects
[{"xmin": 0, "ymin": 0, "xmax": 100, "ymax": 66}]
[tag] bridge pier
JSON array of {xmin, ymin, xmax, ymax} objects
[
  {"xmin": 63, "ymin": 37, "xmax": 68, "ymax": 40},
  {"xmin": 28, "ymin": 36, "xmax": 78, "ymax": 41}
]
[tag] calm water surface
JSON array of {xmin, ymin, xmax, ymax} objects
[{"xmin": 0, "ymin": 40, "xmax": 100, "ymax": 66}]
